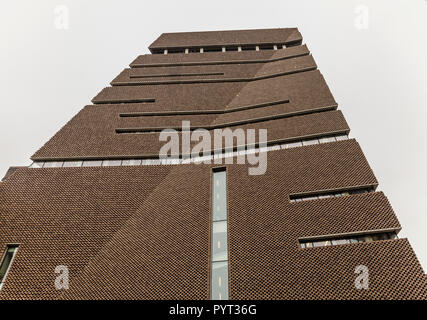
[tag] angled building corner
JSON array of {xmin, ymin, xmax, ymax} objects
[{"xmin": 0, "ymin": 28, "xmax": 426, "ymax": 300}]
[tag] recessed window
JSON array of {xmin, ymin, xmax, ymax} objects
[
  {"xmin": 82, "ymin": 160, "xmax": 103, "ymax": 167},
  {"xmin": 242, "ymin": 45, "xmax": 256, "ymax": 51},
  {"xmin": 302, "ymin": 139, "xmax": 319, "ymax": 146},
  {"xmin": 0, "ymin": 245, "xmax": 19, "ymax": 290},
  {"xmin": 259, "ymin": 44, "xmax": 275, "ymax": 50},
  {"xmin": 204, "ymin": 47, "xmax": 223, "ymax": 52},
  {"xmin": 290, "ymin": 186, "xmax": 374, "ymax": 203},
  {"xmin": 286, "ymin": 141, "xmax": 303, "ymax": 149},
  {"xmin": 225, "ymin": 46, "xmax": 238, "ymax": 52},
  {"xmin": 29, "ymin": 162, "xmax": 44, "ymax": 168},
  {"xmin": 122, "ymin": 160, "xmax": 142, "ymax": 166},
  {"xmin": 212, "ymin": 220, "xmax": 228, "ymax": 262},
  {"xmin": 335, "ymin": 135, "xmax": 349, "ymax": 141},
  {"xmin": 43, "ymin": 161, "xmax": 64, "ymax": 168},
  {"xmin": 319, "ymin": 137, "xmax": 336, "ymax": 143},
  {"xmin": 102, "ymin": 160, "xmax": 122, "ymax": 167},
  {"xmin": 211, "ymin": 168, "xmax": 229, "ymax": 300},
  {"xmin": 63, "ymin": 161, "xmax": 83, "ymax": 168},
  {"xmin": 166, "ymin": 48, "xmax": 186, "ymax": 54},
  {"xmin": 300, "ymin": 232, "xmax": 397, "ymax": 249}
]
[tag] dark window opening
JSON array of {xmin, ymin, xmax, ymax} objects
[
  {"xmin": 130, "ymin": 72, "xmax": 224, "ymax": 79},
  {"xmin": 259, "ymin": 44, "xmax": 275, "ymax": 50},
  {"xmin": 242, "ymin": 45, "xmax": 256, "ymax": 51},
  {"xmin": 167, "ymin": 48, "xmax": 186, "ymax": 54},
  {"xmin": 0, "ymin": 245, "xmax": 18, "ymax": 289},
  {"xmin": 225, "ymin": 46, "xmax": 238, "ymax": 52},
  {"xmin": 204, "ymin": 47, "xmax": 223, "ymax": 52}
]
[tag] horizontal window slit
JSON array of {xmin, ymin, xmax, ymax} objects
[
  {"xmin": 130, "ymin": 72, "xmax": 224, "ymax": 79},
  {"xmin": 290, "ymin": 186, "xmax": 374, "ymax": 203},
  {"xmin": 131, "ymin": 51, "xmax": 309, "ymax": 68},
  {"xmin": 30, "ymin": 133, "xmax": 350, "ymax": 168},
  {"xmin": 116, "ymin": 107, "xmax": 337, "ymax": 133},
  {"xmin": 119, "ymin": 99, "xmax": 291, "ymax": 117},
  {"xmin": 93, "ymin": 98, "xmax": 155, "ymax": 105},
  {"xmin": 0, "ymin": 245, "xmax": 19, "ymax": 290},
  {"xmin": 299, "ymin": 231, "xmax": 398, "ymax": 249},
  {"xmin": 113, "ymin": 66, "xmax": 316, "ymax": 86},
  {"xmin": 259, "ymin": 44, "xmax": 275, "ymax": 50},
  {"xmin": 203, "ymin": 47, "xmax": 223, "ymax": 52}
]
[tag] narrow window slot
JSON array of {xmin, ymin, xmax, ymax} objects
[
  {"xmin": 290, "ymin": 185, "xmax": 374, "ymax": 203},
  {"xmin": 211, "ymin": 168, "xmax": 229, "ymax": 300},
  {"xmin": 119, "ymin": 99, "xmax": 291, "ymax": 118},
  {"xmin": 204, "ymin": 47, "xmax": 223, "ymax": 52},
  {"xmin": 130, "ymin": 72, "xmax": 224, "ymax": 79},
  {"xmin": 0, "ymin": 245, "xmax": 19, "ymax": 290},
  {"xmin": 93, "ymin": 98, "xmax": 155, "ymax": 105},
  {"xmin": 299, "ymin": 231, "xmax": 398, "ymax": 249}
]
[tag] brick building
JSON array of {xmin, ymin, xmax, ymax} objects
[{"xmin": 0, "ymin": 28, "xmax": 426, "ymax": 299}]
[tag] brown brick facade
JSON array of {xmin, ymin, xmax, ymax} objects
[{"xmin": 0, "ymin": 28, "xmax": 425, "ymax": 299}]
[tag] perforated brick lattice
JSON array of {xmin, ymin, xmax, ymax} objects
[{"xmin": 1, "ymin": 28, "xmax": 426, "ymax": 300}]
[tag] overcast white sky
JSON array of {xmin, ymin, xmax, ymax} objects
[{"xmin": 1, "ymin": 0, "xmax": 426, "ymax": 271}]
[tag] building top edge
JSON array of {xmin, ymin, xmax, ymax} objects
[{"xmin": 149, "ymin": 28, "xmax": 302, "ymax": 51}]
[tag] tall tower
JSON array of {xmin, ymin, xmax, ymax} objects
[{"xmin": 0, "ymin": 28, "xmax": 426, "ymax": 299}]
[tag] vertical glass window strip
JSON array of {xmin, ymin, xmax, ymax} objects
[
  {"xmin": 0, "ymin": 245, "xmax": 18, "ymax": 290},
  {"xmin": 211, "ymin": 169, "xmax": 229, "ymax": 300}
]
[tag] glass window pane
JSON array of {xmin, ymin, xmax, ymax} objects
[
  {"xmin": 211, "ymin": 261, "xmax": 228, "ymax": 300},
  {"xmin": 102, "ymin": 160, "xmax": 122, "ymax": 167},
  {"xmin": 388, "ymin": 232, "xmax": 397, "ymax": 240},
  {"xmin": 212, "ymin": 221, "xmax": 228, "ymax": 262},
  {"xmin": 82, "ymin": 160, "xmax": 103, "ymax": 167},
  {"xmin": 122, "ymin": 159, "xmax": 142, "ymax": 166},
  {"xmin": 357, "ymin": 236, "xmax": 366, "ymax": 243},
  {"xmin": 305, "ymin": 196, "xmax": 317, "ymax": 201},
  {"xmin": 313, "ymin": 241, "xmax": 324, "ymax": 247},
  {"xmin": 0, "ymin": 245, "xmax": 18, "ymax": 286},
  {"xmin": 319, "ymin": 137, "xmax": 336, "ymax": 143},
  {"xmin": 335, "ymin": 135, "xmax": 348, "ymax": 141},
  {"xmin": 43, "ymin": 162, "xmax": 64, "ymax": 168},
  {"xmin": 364, "ymin": 236, "xmax": 373, "ymax": 242},
  {"xmin": 302, "ymin": 139, "xmax": 319, "ymax": 146},
  {"xmin": 211, "ymin": 169, "xmax": 228, "ymax": 300},
  {"xmin": 29, "ymin": 162, "xmax": 44, "ymax": 168},
  {"xmin": 332, "ymin": 239, "xmax": 349, "ymax": 245},
  {"xmin": 212, "ymin": 170, "xmax": 227, "ymax": 222},
  {"xmin": 287, "ymin": 141, "xmax": 303, "ymax": 148},
  {"xmin": 63, "ymin": 161, "xmax": 82, "ymax": 168},
  {"xmin": 371, "ymin": 234, "xmax": 381, "ymax": 241}
]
